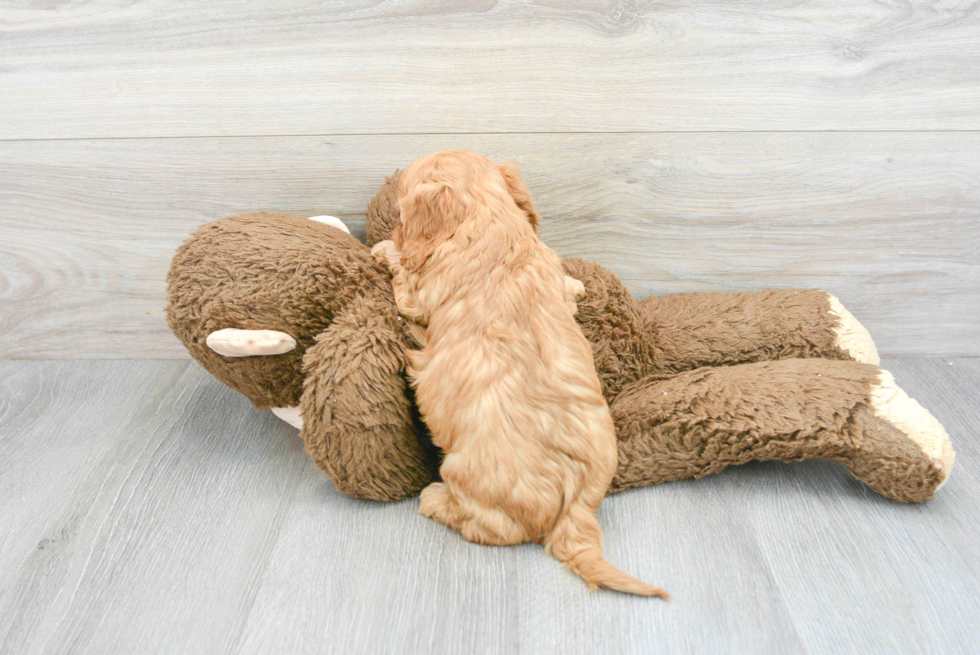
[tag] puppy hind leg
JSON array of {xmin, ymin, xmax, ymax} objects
[
  {"xmin": 418, "ymin": 482, "xmax": 463, "ymax": 526},
  {"xmin": 455, "ymin": 504, "xmax": 528, "ymax": 546},
  {"xmin": 420, "ymin": 482, "xmax": 527, "ymax": 546}
]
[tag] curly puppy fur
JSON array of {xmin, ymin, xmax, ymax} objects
[{"xmin": 372, "ymin": 150, "xmax": 667, "ymax": 597}]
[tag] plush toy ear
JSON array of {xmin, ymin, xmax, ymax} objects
[
  {"xmin": 300, "ymin": 292, "xmax": 432, "ymax": 501},
  {"xmin": 398, "ymin": 181, "xmax": 466, "ymax": 271},
  {"xmin": 499, "ymin": 162, "xmax": 539, "ymax": 231}
]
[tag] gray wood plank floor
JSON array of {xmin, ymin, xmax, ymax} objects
[{"xmin": 1, "ymin": 358, "xmax": 977, "ymax": 654}]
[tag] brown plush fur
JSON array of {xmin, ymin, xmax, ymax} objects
[
  {"xmin": 167, "ymin": 213, "xmax": 384, "ymax": 410},
  {"xmin": 361, "ymin": 172, "xmax": 952, "ymax": 503},
  {"xmin": 301, "ymin": 292, "xmax": 431, "ymax": 501},
  {"xmin": 374, "ymin": 151, "xmax": 665, "ymax": 596},
  {"xmin": 560, "ymin": 258, "xmax": 661, "ymax": 403},
  {"xmin": 639, "ymin": 289, "xmax": 851, "ymax": 374},
  {"xmin": 166, "ymin": 212, "xmax": 432, "ymax": 500},
  {"xmin": 366, "ymin": 170, "xmax": 403, "ymax": 247},
  {"xmin": 165, "ymin": 174, "xmax": 953, "ymax": 506}
]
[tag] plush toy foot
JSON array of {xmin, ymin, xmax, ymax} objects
[
  {"xmin": 308, "ymin": 215, "xmax": 351, "ymax": 234},
  {"xmin": 861, "ymin": 370, "xmax": 955, "ymax": 494},
  {"xmin": 609, "ymin": 359, "xmax": 955, "ymax": 503},
  {"xmin": 271, "ymin": 406, "xmax": 303, "ymax": 430},
  {"xmin": 826, "ymin": 293, "xmax": 879, "ymax": 365}
]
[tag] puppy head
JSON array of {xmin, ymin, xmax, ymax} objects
[
  {"xmin": 396, "ymin": 156, "xmax": 468, "ymax": 271},
  {"xmin": 397, "ymin": 150, "xmax": 538, "ymax": 271}
]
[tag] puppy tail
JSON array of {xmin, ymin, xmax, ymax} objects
[{"xmin": 545, "ymin": 507, "xmax": 670, "ymax": 599}]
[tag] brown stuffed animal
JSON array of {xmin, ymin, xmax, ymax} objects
[{"xmin": 166, "ymin": 174, "xmax": 955, "ymax": 504}]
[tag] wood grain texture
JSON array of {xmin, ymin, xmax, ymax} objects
[
  {"xmin": 1, "ymin": 133, "xmax": 977, "ymax": 358},
  {"xmin": 0, "ymin": 361, "xmax": 178, "ymax": 587},
  {"xmin": 0, "ymin": 359, "xmax": 976, "ymax": 654},
  {"xmin": 737, "ymin": 357, "xmax": 980, "ymax": 655},
  {"xmin": 0, "ymin": 361, "xmax": 310, "ymax": 654},
  {"xmin": 233, "ymin": 466, "xmax": 806, "ymax": 654},
  {"xmin": 1, "ymin": 0, "xmax": 979, "ymax": 139}
]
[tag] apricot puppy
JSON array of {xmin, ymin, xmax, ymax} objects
[{"xmin": 372, "ymin": 150, "xmax": 667, "ymax": 597}]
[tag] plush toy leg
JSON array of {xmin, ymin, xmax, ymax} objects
[
  {"xmin": 825, "ymin": 293, "xmax": 879, "ymax": 364},
  {"xmin": 637, "ymin": 289, "xmax": 879, "ymax": 373},
  {"xmin": 609, "ymin": 359, "xmax": 954, "ymax": 503}
]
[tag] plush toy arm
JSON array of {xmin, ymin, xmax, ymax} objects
[
  {"xmin": 608, "ymin": 358, "xmax": 954, "ymax": 503},
  {"xmin": 300, "ymin": 293, "xmax": 432, "ymax": 502},
  {"xmin": 638, "ymin": 289, "xmax": 879, "ymax": 374}
]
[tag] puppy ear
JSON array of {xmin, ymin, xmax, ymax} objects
[
  {"xmin": 398, "ymin": 182, "xmax": 465, "ymax": 271},
  {"xmin": 499, "ymin": 162, "xmax": 539, "ymax": 231}
]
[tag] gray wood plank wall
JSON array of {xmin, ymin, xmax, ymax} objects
[
  {"xmin": 4, "ymin": 1, "xmax": 979, "ymax": 137},
  {"xmin": 1, "ymin": 1, "xmax": 978, "ymax": 358}
]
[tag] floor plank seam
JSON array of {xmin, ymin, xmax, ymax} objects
[
  {"xmin": 220, "ymin": 463, "xmax": 310, "ymax": 655},
  {"xmin": 734, "ymin": 480, "xmax": 809, "ymax": 655}
]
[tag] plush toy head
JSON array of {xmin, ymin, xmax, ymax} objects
[
  {"xmin": 166, "ymin": 212, "xmax": 436, "ymax": 500},
  {"xmin": 366, "ymin": 170, "xmax": 403, "ymax": 247},
  {"xmin": 167, "ymin": 213, "xmax": 384, "ymax": 409}
]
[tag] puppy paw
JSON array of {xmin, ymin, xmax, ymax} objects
[
  {"xmin": 371, "ymin": 239, "xmax": 401, "ymax": 269},
  {"xmin": 564, "ymin": 275, "xmax": 586, "ymax": 300},
  {"xmin": 419, "ymin": 482, "xmax": 463, "ymax": 528},
  {"xmin": 418, "ymin": 482, "xmax": 446, "ymax": 518},
  {"xmin": 825, "ymin": 293, "xmax": 880, "ymax": 365},
  {"xmin": 564, "ymin": 276, "xmax": 586, "ymax": 315}
]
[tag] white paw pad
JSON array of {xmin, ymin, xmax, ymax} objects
[
  {"xmin": 827, "ymin": 294, "xmax": 880, "ymax": 365},
  {"xmin": 206, "ymin": 328, "xmax": 297, "ymax": 357},
  {"xmin": 871, "ymin": 370, "xmax": 956, "ymax": 489},
  {"xmin": 272, "ymin": 406, "xmax": 304, "ymax": 430},
  {"xmin": 308, "ymin": 215, "xmax": 350, "ymax": 234}
]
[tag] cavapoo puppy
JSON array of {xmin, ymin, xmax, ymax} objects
[{"xmin": 372, "ymin": 150, "xmax": 667, "ymax": 597}]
